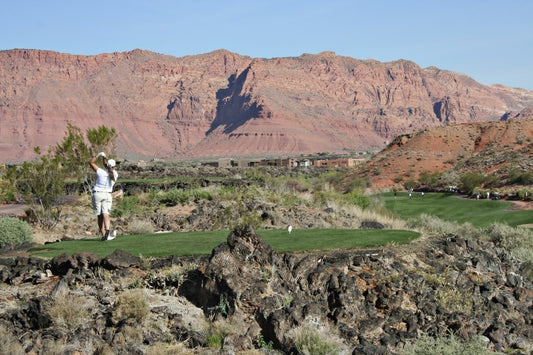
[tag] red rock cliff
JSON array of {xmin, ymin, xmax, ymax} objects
[{"xmin": 1, "ymin": 49, "xmax": 532, "ymax": 162}]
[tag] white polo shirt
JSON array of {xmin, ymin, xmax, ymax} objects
[{"xmin": 93, "ymin": 168, "xmax": 118, "ymax": 193}]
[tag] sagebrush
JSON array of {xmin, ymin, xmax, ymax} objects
[{"xmin": 0, "ymin": 216, "xmax": 33, "ymax": 248}]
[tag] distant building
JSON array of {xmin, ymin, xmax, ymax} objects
[
  {"xmin": 312, "ymin": 158, "xmax": 364, "ymax": 167},
  {"xmin": 201, "ymin": 157, "xmax": 359, "ymax": 168}
]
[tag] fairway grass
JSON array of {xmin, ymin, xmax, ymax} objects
[
  {"xmin": 28, "ymin": 229, "xmax": 420, "ymax": 258},
  {"xmin": 384, "ymin": 192, "xmax": 533, "ymax": 228}
]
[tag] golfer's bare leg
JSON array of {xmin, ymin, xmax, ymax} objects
[
  {"xmin": 98, "ymin": 214, "xmax": 105, "ymax": 236},
  {"xmin": 103, "ymin": 213, "xmax": 111, "ymax": 233}
]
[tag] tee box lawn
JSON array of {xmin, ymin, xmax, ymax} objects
[{"xmin": 29, "ymin": 228, "xmax": 420, "ymax": 259}]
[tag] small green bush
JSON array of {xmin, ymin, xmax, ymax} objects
[
  {"xmin": 0, "ymin": 217, "xmax": 33, "ymax": 248},
  {"xmin": 206, "ymin": 333, "xmax": 224, "ymax": 348},
  {"xmin": 158, "ymin": 187, "xmax": 213, "ymax": 206},
  {"xmin": 160, "ymin": 188, "xmax": 190, "ymax": 206},
  {"xmin": 111, "ymin": 195, "xmax": 141, "ymax": 218},
  {"xmin": 342, "ymin": 191, "xmax": 370, "ymax": 209}
]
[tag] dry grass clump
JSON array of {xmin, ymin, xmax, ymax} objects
[
  {"xmin": 47, "ymin": 294, "xmax": 92, "ymax": 331},
  {"xmin": 128, "ymin": 218, "xmax": 155, "ymax": 235},
  {"xmin": 287, "ymin": 323, "xmax": 349, "ymax": 355},
  {"xmin": 407, "ymin": 214, "xmax": 480, "ymax": 239},
  {"xmin": 326, "ymin": 201, "xmax": 407, "ymax": 230},
  {"xmin": 112, "ymin": 289, "xmax": 150, "ymax": 325},
  {"xmin": 146, "ymin": 342, "xmax": 196, "ymax": 354},
  {"xmin": 143, "ymin": 262, "xmax": 200, "ymax": 289},
  {"xmin": 402, "ymin": 333, "xmax": 490, "ymax": 355},
  {"xmin": 0, "ymin": 324, "xmax": 24, "ymax": 354}
]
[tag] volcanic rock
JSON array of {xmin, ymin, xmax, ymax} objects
[{"xmin": 0, "ymin": 226, "xmax": 532, "ymax": 353}]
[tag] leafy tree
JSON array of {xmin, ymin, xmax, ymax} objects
[
  {"xmin": 418, "ymin": 170, "xmax": 440, "ymax": 190},
  {"xmin": 404, "ymin": 179, "xmax": 417, "ymax": 191},
  {"xmin": 460, "ymin": 172, "xmax": 484, "ymax": 195},
  {"xmin": 54, "ymin": 124, "xmax": 118, "ymax": 193},
  {"xmin": 509, "ymin": 167, "xmax": 533, "ymax": 185},
  {"xmin": 54, "ymin": 123, "xmax": 92, "ymax": 192},
  {"xmin": 86, "ymin": 126, "xmax": 117, "ymax": 157}
]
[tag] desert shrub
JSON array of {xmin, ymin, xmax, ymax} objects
[
  {"xmin": 434, "ymin": 287, "xmax": 474, "ymax": 314},
  {"xmin": 190, "ymin": 188, "xmax": 213, "ymax": 201},
  {"xmin": 342, "ymin": 190, "xmax": 370, "ymax": 210},
  {"xmin": 404, "ymin": 179, "xmax": 417, "ymax": 190},
  {"xmin": 158, "ymin": 187, "xmax": 213, "ymax": 206},
  {"xmin": 7, "ymin": 155, "xmax": 65, "ymax": 229},
  {"xmin": 460, "ymin": 172, "xmax": 485, "ymax": 194},
  {"xmin": 284, "ymin": 179, "xmax": 309, "ymax": 193},
  {"xmin": 112, "ymin": 289, "xmax": 150, "ymax": 325},
  {"xmin": 158, "ymin": 188, "xmax": 189, "ymax": 206},
  {"xmin": 313, "ymin": 189, "xmax": 341, "ymax": 207},
  {"xmin": 128, "ymin": 218, "xmax": 154, "ymax": 235},
  {"xmin": 48, "ymin": 295, "xmax": 90, "ymax": 330},
  {"xmin": 111, "ymin": 194, "xmax": 141, "ymax": 218},
  {"xmin": 0, "ymin": 217, "xmax": 33, "ymax": 248},
  {"xmin": 0, "ymin": 177, "xmax": 17, "ymax": 203},
  {"xmin": 345, "ymin": 175, "xmax": 370, "ymax": 192},
  {"xmin": 517, "ymin": 188, "xmax": 532, "ymax": 200},
  {"xmin": 483, "ymin": 223, "xmax": 533, "ymax": 265},
  {"xmin": 244, "ymin": 167, "xmax": 269, "ymax": 181},
  {"xmin": 509, "ymin": 167, "xmax": 533, "ymax": 185},
  {"xmin": 402, "ymin": 333, "xmax": 489, "ymax": 355}
]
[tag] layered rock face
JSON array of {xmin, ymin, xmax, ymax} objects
[
  {"xmin": 0, "ymin": 226, "xmax": 531, "ymax": 353},
  {"xmin": 1, "ymin": 49, "xmax": 532, "ymax": 162}
]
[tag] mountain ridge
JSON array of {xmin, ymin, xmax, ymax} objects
[{"xmin": 1, "ymin": 48, "xmax": 532, "ymax": 163}]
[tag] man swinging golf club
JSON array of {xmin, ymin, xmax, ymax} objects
[{"xmin": 90, "ymin": 152, "xmax": 118, "ymax": 241}]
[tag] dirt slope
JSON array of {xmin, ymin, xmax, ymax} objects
[{"xmin": 356, "ymin": 109, "xmax": 533, "ymax": 189}]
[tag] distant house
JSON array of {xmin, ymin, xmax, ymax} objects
[
  {"xmin": 312, "ymin": 158, "xmax": 363, "ymax": 167},
  {"xmin": 296, "ymin": 159, "xmax": 310, "ymax": 167}
]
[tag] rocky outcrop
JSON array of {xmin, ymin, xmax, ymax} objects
[
  {"xmin": 1, "ymin": 49, "xmax": 532, "ymax": 163},
  {"xmin": 0, "ymin": 226, "xmax": 531, "ymax": 354}
]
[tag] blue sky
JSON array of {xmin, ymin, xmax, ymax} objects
[{"xmin": 2, "ymin": 0, "xmax": 532, "ymax": 90}]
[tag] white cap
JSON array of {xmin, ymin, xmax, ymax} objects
[{"xmin": 107, "ymin": 159, "xmax": 116, "ymax": 168}]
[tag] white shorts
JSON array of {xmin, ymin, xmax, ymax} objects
[{"xmin": 92, "ymin": 191, "xmax": 113, "ymax": 215}]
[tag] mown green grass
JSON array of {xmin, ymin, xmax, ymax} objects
[
  {"xmin": 384, "ymin": 192, "xmax": 533, "ymax": 228},
  {"xmin": 28, "ymin": 229, "xmax": 420, "ymax": 258}
]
